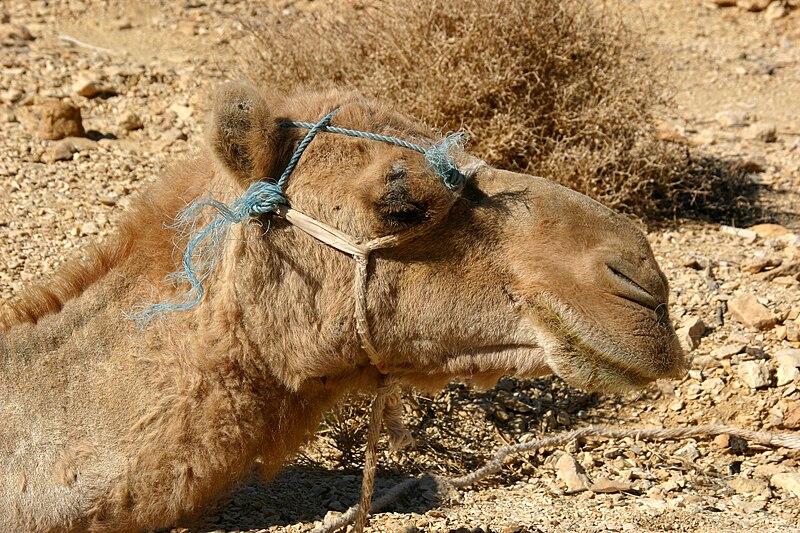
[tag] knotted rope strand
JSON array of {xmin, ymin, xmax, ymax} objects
[{"xmin": 311, "ymin": 423, "xmax": 800, "ymax": 532}]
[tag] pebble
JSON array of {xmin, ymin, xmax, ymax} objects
[
  {"xmin": 728, "ymin": 293, "xmax": 777, "ymax": 330},
  {"xmin": 776, "ymin": 364, "xmax": 799, "ymax": 386},
  {"xmin": 727, "ymin": 476, "xmax": 770, "ymax": 496},
  {"xmin": 738, "ymin": 360, "xmax": 771, "ymax": 389},
  {"xmin": 675, "ymin": 442, "xmax": 701, "ymax": 463},
  {"xmin": 555, "ymin": 453, "xmax": 591, "ymax": 492},
  {"xmin": 715, "ymin": 110, "xmax": 749, "ymax": 127},
  {"xmin": 0, "ymin": 23, "xmax": 33, "ymax": 43},
  {"xmin": 743, "ymin": 122, "xmax": 777, "ymax": 143},
  {"xmin": 770, "ymin": 473, "xmax": 800, "ymax": 499},
  {"xmin": 748, "ymin": 223, "xmax": 792, "ymax": 238},
  {"xmin": 774, "ymin": 348, "xmax": 800, "ymax": 368},
  {"xmin": 118, "ymin": 111, "xmax": 144, "ymax": 131},
  {"xmin": 736, "ymin": 0, "xmax": 772, "ymax": 11},
  {"xmin": 590, "ymin": 478, "xmax": 633, "ymax": 494},
  {"xmin": 764, "ymin": 0, "xmax": 788, "ymax": 21},
  {"xmin": 73, "ymin": 75, "xmax": 118, "ymax": 99},
  {"xmin": 713, "ymin": 343, "xmax": 746, "ymax": 359},
  {"xmin": 42, "ymin": 137, "xmax": 96, "ymax": 163},
  {"xmin": 25, "ymin": 99, "xmax": 85, "ymax": 140},
  {"xmin": 783, "ymin": 405, "xmax": 800, "ymax": 429}
]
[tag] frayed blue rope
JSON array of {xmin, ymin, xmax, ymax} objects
[{"xmin": 130, "ymin": 109, "xmax": 468, "ymax": 328}]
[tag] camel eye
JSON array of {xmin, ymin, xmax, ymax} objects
[{"xmin": 376, "ymin": 163, "xmax": 429, "ymax": 229}]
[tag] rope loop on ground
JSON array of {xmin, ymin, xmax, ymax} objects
[{"xmin": 311, "ymin": 422, "xmax": 800, "ymax": 533}]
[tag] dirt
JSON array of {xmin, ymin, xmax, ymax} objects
[{"xmin": 1, "ymin": 1, "xmax": 799, "ymax": 532}]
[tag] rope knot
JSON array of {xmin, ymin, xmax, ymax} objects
[{"xmin": 424, "ymin": 132, "xmax": 467, "ymax": 190}]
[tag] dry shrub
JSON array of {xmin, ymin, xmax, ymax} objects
[{"xmin": 237, "ymin": 0, "xmax": 758, "ymax": 222}]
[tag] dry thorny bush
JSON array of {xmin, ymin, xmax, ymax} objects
[{"xmin": 237, "ymin": 0, "xmax": 759, "ymax": 225}]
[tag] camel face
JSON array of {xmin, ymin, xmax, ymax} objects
[{"xmin": 210, "ymin": 82, "xmax": 684, "ymax": 393}]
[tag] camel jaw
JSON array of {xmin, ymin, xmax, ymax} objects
[{"xmin": 525, "ymin": 294, "xmax": 686, "ymax": 393}]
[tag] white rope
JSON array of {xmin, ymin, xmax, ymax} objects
[{"xmin": 311, "ymin": 423, "xmax": 800, "ymax": 532}]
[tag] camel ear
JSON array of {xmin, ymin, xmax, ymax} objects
[{"xmin": 209, "ymin": 81, "xmax": 280, "ymax": 186}]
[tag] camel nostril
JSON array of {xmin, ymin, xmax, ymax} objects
[{"xmin": 605, "ymin": 259, "xmax": 664, "ymax": 311}]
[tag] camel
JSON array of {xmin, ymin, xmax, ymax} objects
[{"xmin": 0, "ymin": 81, "xmax": 684, "ymax": 532}]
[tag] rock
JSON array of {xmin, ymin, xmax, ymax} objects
[
  {"xmin": 714, "ymin": 434, "xmax": 731, "ymax": 449},
  {"xmin": 743, "ymin": 122, "xmax": 777, "ymax": 142},
  {"xmin": 555, "ymin": 453, "xmax": 591, "ymax": 492},
  {"xmin": 713, "ymin": 343, "xmax": 746, "ymax": 359},
  {"xmin": 0, "ymin": 23, "xmax": 33, "ymax": 44},
  {"xmin": 771, "ymin": 473, "xmax": 800, "ymax": 498},
  {"xmin": 41, "ymin": 137, "xmax": 96, "ymax": 163},
  {"xmin": 715, "ymin": 110, "xmax": 749, "ymax": 127},
  {"xmin": 728, "ymin": 476, "xmax": 770, "ymax": 495},
  {"xmin": 712, "ymin": 0, "xmax": 738, "ymax": 6},
  {"xmin": 783, "ymin": 405, "xmax": 800, "ymax": 429},
  {"xmin": 720, "ymin": 225, "xmax": 758, "ymax": 242},
  {"xmin": 24, "ymin": 99, "xmax": 85, "ymax": 140},
  {"xmin": 773, "ymin": 275, "xmax": 799, "ymax": 287},
  {"xmin": 777, "ymin": 364, "xmax": 799, "ymax": 386},
  {"xmin": 748, "ymin": 223, "xmax": 791, "ymax": 238},
  {"xmin": 737, "ymin": 0, "xmax": 772, "ymax": 10},
  {"xmin": 80, "ymin": 222, "xmax": 100, "ymax": 236},
  {"xmin": 742, "ymin": 257, "xmax": 781, "ymax": 273},
  {"xmin": 774, "ymin": 348, "xmax": 800, "ymax": 367},
  {"xmin": 117, "ymin": 111, "xmax": 143, "ymax": 131},
  {"xmin": 737, "ymin": 360, "xmax": 770, "ymax": 389},
  {"xmin": 682, "ymin": 316, "xmax": 706, "ymax": 341},
  {"xmin": 73, "ymin": 75, "xmax": 117, "ymax": 98},
  {"xmin": 765, "ymin": 0, "xmax": 789, "ymax": 20},
  {"xmin": 590, "ymin": 478, "xmax": 633, "ymax": 494},
  {"xmin": 168, "ymin": 103, "xmax": 193, "ymax": 122},
  {"xmin": 728, "ymin": 293, "xmax": 776, "ymax": 330},
  {"xmin": 675, "ymin": 442, "xmax": 700, "ymax": 463}
]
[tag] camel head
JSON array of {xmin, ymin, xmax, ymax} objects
[{"xmin": 205, "ymin": 82, "xmax": 685, "ymax": 394}]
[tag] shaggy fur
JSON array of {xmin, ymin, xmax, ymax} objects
[{"xmin": 0, "ymin": 82, "xmax": 684, "ymax": 532}]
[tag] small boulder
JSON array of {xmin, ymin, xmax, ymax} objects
[
  {"xmin": 737, "ymin": 0, "xmax": 772, "ymax": 11},
  {"xmin": 743, "ymin": 122, "xmax": 777, "ymax": 142},
  {"xmin": 73, "ymin": 75, "xmax": 118, "ymax": 99},
  {"xmin": 117, "ymin": 111, "xmax": 143, "ymax": 131},
  {"xmin": 728, "ymin": 293, "xmax": 776, "ymax": 330},
  {"xmin": 774, "ymin": 348, "xmax": 800, "ymax": 368},
  {"xmin": 771, "ymin": 473, "xmax": 800, "ymax": 499},
  {"xmin": 776, "ymin": 364, "xmax": 799, "ymax": 386},
  {"xmin": 0, "ymin": 23, "xmax": 33, "ymax": 44},
  {"xmin": 41, "ymin": 137, "xmax": 96, "ymax": 163},
  {"xmin": 26, "ymin": 99, "xmax": 85, "ymax": 140},
  {"xmin": 748, "ymin": 224, "xmax": 791, "ymax": 238},
  {"xmin": 737, "ymin": 360, "xmax": 770, "ymax": 389},
  {"xmin": 555, "ymin": 453, "xmax": 591, "ymax": 492}
]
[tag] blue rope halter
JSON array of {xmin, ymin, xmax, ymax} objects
[{"xmin": 129, "ymin": 108, "xmax": 467, "ymax": 327}]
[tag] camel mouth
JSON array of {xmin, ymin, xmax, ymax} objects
[{"xmin": 525, "ymin": 295, "xmax": 684, "ymax": 392}]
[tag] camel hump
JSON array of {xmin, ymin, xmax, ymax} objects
[{"xmin": 210, "ymin": 81, "xmax": 280, "ymax": 185}]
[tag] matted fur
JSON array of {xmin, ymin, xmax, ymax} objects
[{"xmin": 0, "ymin": 82, "xmax": 684, "ymax": 532}]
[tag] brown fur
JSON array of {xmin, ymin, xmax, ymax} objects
[{"xmin": 0, "ymin": 82, "xmax": 684, "ymax": 532}]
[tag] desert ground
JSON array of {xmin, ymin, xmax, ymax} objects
[{"xmin": 1, "ymin": 1, "xmax": 799, "ymax": 532}]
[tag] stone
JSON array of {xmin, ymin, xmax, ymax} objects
[
  {"xmin": 715, "ymin": 110, "xmax": 749, "ymax": 127},
  {"xmin": 783, "ymin": 405, "xmax": 800, "ymax": 429},
  {"xmin": 0, "ymin": 23, "xmax": 33, "ymax": 43},
  {"xmin": 777, "ymin": 364, "xmax": 799, "ymax": 386},
  {"xmin": 728, "ymin": 476, "xmax": 770, "ymax": 495},
  {"xmin": 555, "ymin": 453, "xmax": 591, "ymax": 492},
  {"xmin": 737, "ymin": 360, "xmax": 770, "ymax": 389},
  {"xmin": 742, "ymin": 257, "xmax": 781, "ymax": 273},
  {"xmin": 713, "ymin": 343, "xmax": 746, "ymax": 359},
  {"xmin": 770, "ymin": 473, "xmax": 800, "ymax": 498},
  {"xmin": 720, "ymin": 225, "xmax": 758, "ymax": 242},
  {"xmin": 80, "ymin": 222, "xmax": 100, "ymax": 236},
  {"xmin": 774, "ymin": 348, "xmax": 800, "ymax": 367},
  {"xmin": 728, "ymin": 293, "xmax": 777, "ymax": 330},
  {"xmin": 743, "ymin": 122, "xmax": 777, "ymax": 142},
  {"xmin": 748, "ymin": 223, "xmax": 791, "ymax": 238},
  {"xmin": 590, "ymin": 478, "xmax": 633, "ymax": 494},
  {"xmin": 26, "ymin": 99, "xmax": 85, "ymax": 140},
  {"xmin": 682, "ymin": 316, "xmax": 706, "ymax": 341},
  {"xmin": 42, "ymin": 137, "xmax": 96, "ymax": 163},
  {"xmin": 737, "ymin": 0, "xmax": 772, "ymax": 10},
  {"xmin": 765, "ymin": 0, "xmax": 789, "ymax": 20},
  {"xmin": 117, "ymin": 111, "xmax": 143, "ymax": 131},
  {"xmin": 73, "ymin": 75, "xmax": 117, "ymax": 98},
  {"xmin": 675, "ymin": 443, "xmax": 700, "ymax": 463}
]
